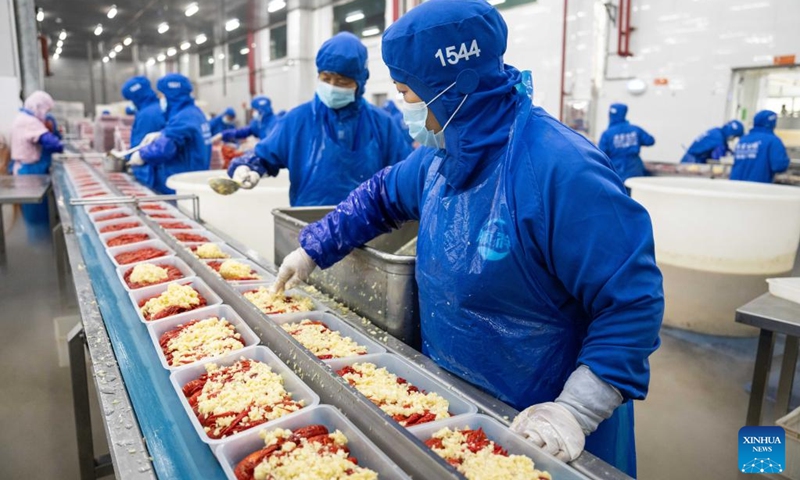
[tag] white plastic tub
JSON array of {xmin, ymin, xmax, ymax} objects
[
  {"xmin": 129, "ymin": 277, "xmax": 223, "ymax": 324},
  {"xmin": 767, "ymin": 277, "xmax": 800, "ymax": 305},
  {"xmin": 200, "ymin": 258, "xmax": 274, "ymax": 284},
  {"xmin": 231, "ymin": 282, "xmax": 325, "ymax": 315},
  {"xmin": 169, "ymin": 345, "xmax": 320, "ymax": 446},
  {"xmin": 99, "ymin": 227, "xmax": 154, "ymax": 248},
  {"xmin": 166, "ymin": 170, "xmax": 291, "ymax": 262},
  {"xmin": 270, "ymin": 311, "xmax": 386, "ymax": 361},
  {"xmin": 184, "ymin": 242, "xmax": 244, "ymax": 260},
  {"xmin": 409, "ymin": 413, "xmax": 590, "ymax": 479},
  {"xmin": 94, "ymin": 217, "xmax": 145, "ymax": 235},
  {"xmin": 146, "ymin": 304, "xmax": 260, "ymax": 370},
  {"xmin": 215, "ymin": 404, "xmax": 411, "ymax": 480},
  {"xmin": 89, "ymin": 206, "xmax": 135, "ymax": 223},
  {"xmin": 325, "ymin": 353, "xmax": 478, "ymax": 429},
  {"xmin": 169, "ymin": 228, "xmax": 224, "ymax": 245},
  {"xmin": 626, "ymin": 177, "xmax": 800, "ymax": 336},
  {"xmin": 115, "ymin": 256, "xmax": 195, "ymax": 291},
  {"xmin": 107, "ymin": 239, "xmax": 175, "ymax": 267},
  {"xmin": 152, "ymin": 217, "xmax": 204, "ymax": 231}
]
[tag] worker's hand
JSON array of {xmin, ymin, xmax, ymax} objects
[
  {"xmin": 511, "ymin": 402, "xmax": 584, "ymax": 462},
  {"xmin": 221, "ymin": 129, "xmax": 238, "ymax": 143},
  {"xmin": 271, "ymin": 248, "xmax": 317, "ymax": 294},
  {"xmin": 128, "ymin": 151, "xmax": 144, "ymax": 166},
  {"xmin": 232, "ymin": 165, "xmax": 260, "ymax": 189},
  {"xmin": 140, "ymin": 132, "xmax": 161, "ymax": 146},
  {"xmin": 711, "ymin": 144, "xmax": 728, "ymax": 160}
]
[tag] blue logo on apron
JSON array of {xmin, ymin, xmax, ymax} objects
[{"xmin": 478, "ymin": 219, "xmax": 511, "ymax": 261}]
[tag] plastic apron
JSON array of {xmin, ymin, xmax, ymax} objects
[
  {"xmin": 290, "ymin": 110, "xmax": 381, "ymax": 206},
  {"xmin": 415, "ymin": 97, "xmax": 636, "ymax": 476},
  {"xmin": 13, "ymin": 153, "xmax": 52, "ymax": 226}
]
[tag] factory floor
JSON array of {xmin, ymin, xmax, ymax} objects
[{"xmin": 0, "ymin": 202, "xmax": 793, "ymax": 480}]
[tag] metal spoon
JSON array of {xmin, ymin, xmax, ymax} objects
[{"xmin": 208, "ymin": 177, "xmax": 242, "ymax": 195}]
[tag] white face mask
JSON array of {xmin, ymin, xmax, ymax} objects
[
  {"xmin": 396, "ymin": 81, "xmax": 468, "ymax": 150},
  {"xmin": 316, "ymin": 81, "xmax": 356, "ymax": 109}
]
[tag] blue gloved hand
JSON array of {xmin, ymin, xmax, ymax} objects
[
  {"xmin": 711, "ymin": 144, "xmax": 728, "ymax": 160},
  {"xmin": 221, "ymin": 129, "xmax": 238, "ymax": 143}
]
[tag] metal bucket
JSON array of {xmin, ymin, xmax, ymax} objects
[
  {"xmin": 273, "ymin": 207, "xmax": 420, "ymax": 348},
  {"xmin": 102, "ymin": 154, "xmax": 125, "ymax": 173}
]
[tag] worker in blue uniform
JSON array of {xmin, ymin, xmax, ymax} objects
[
  {"xmin": 730, "ymin": 110, "xmax": 790, "ymax": 183},
  {"xmin": 209, "ymin": 107, "xmax": 236, "ymax": 135},
  {"xmin": 268, "ymin": 1, "xmax": 663, "ymax": 476},
  {"xmin": 226, "ymin": 32, "xmax": 412, "ymax": 206},
  {"xmin": 680, "ymin": 119, "xmax": 743, "ymax": 163},
  {"xmin": 220, "ymin": 96, "xmax": 278, "ymax": 142},
  {"xmin": 121, "ymin": 77, "xmax": 167, "ymax": 188},
  {"xmin": 598, "ymin": 103, "xmax": 655, "ymax": 181},
  {"xmin": 132, "ymin": 73, "xmax": 211, "ymax": 194}
]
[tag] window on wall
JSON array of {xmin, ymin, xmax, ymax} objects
[
  {"xmin": 333, "ymin": 0, "xmax": 385, "ymax": 39},
  {"xmin": 228, "ymin": 39, "xmax": 249, "ymax": 71},
  {"xmin": 199, "ymin": 50, "xmax": 215, "ymax": 77},
  {"xmin": 270, "ymin": 24, "xmax": 287, "ymax": 60}
]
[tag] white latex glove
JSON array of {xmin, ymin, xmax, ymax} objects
[
  {"xmin": 128, "ymin": 151, "xmax": 144, "ymax": 166},
  {"xmin": 232, "ymin": 165, "xmax": 260, "ymax": 190},
  {"xmin": 511, "ymin": 402, "xmax": 585, "ymax": 462},
  {"xmin": 271, "ymin": 248, "xmax": 317, "ymax": 294},
  {"xmin": 140, "ymin": 132, "xmax": 161, "ymax": 146}
]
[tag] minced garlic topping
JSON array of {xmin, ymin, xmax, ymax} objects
[
  {"xmin": 243, "ymin": 287, "xmax": 315, "ymax": 315},
  {"xmin": 165, "ymin": 317, "xmax": 244, "ymax": 366},
  {"xmin": 129, "ymin": 263, "xmax": 169, "ymax": 284},
  {"xmin": 429, "ymin": 427, "xmax": 552, "ymax": 480},
  {"xmin": 195, "ymin": 243, "xmax": 229, "ymax": 259},
  {"xmin": 282, "ymin": 320, "xmax": 367, "ymax": 359},
  {"xmin": 253, "ymin": 428, "xmax": 377, "ymax": 480},
  {"xmin": 218, "ymin": 259, "xmax": 259, "ymax": 280},
  {"xmin": 198, "ymin": 360, "xmax": 304, "ymax": 438},
  {"xmin": 141, "ymin": 283, "xmax": 200, "ymax": 318},
  {"xmin": 341, "ymin": 362, "xmax": 450, "ymax": 423}
]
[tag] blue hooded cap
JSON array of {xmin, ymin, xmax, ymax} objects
[
  {"xmin": 156, "ymin": 73, "xmax": 194, "ymax": 118},
  {"xmin": 125, "ymin": 105, "xmax": 136, "ymax": 115},
  {"xmin": 381, "ymin": 0, "xmax": 522, "ymax": 189},
  {"xmin": 721, "ymin": 119, "xmax": 744, "ymax": 139},
  {"xmin": 609, "ymin": 103, "xmax": 628, "ymax": 125},
  {"xmin": 121, "ymin": 76, "xmax": 159, "ymax": 110},
  {"xmin": 316, "ymin": 32, "xmax": 369, "ymax": 98},
  {"xmin": 251, "ymin": 96, "xmax": 273, "ymax": 116},
  {"xmin": 753, "ymin": 110, "xmax": 778, "ymax": 131},
  {"xmin": 223, "ymin": 107, "xmax": 236, "ymax": 118}
]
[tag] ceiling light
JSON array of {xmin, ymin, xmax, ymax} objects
[
  {"xmin": 94, "ymin": 24, "xmax": 103, "ymax": 36},
  {"xmin": 195, "ymin": 33, "xmax": 207, "ymax": 45},
  {"xmin": 114, "ymin": 44, "xmax": 123, "ymax": 52},
  {"xmin": 109, "ymin": 51, "xmax": 116, "ymax": 59},
  {"xmin": 107, "ymin": 5, "xmax": 117, "ymax": 19},
  {"xmin": 488, "ymin": 0, "xmax": 505, "ymax": 5},
  {"xmin": 267, "ymin": 0, "xmax": 286, "ymax": 13},
  {"xmin": 55, "ymin": 47, "xmax": 62, "ymax": 55},
  {"xmin": 56, "ymin": 40, "xmax": 63, "ymax": 47},
  {"xmin": 225, "ymin": 18, "xmax": 240, "ymax": 31},
  {"xmin": 123, "ymin": 36, "xmax": 132, "ymax": 46},
  {"xmin": 36, "ymin": 8, "xmax": 43, "ymax": 22},
  {"xmin": 157, "ymin": 53, "xmax": 166, "ymax": 62},
  {"xmin": 362, "ymin": 26, "xmax": 380, "ymax": 37},
  {"xmin": 239, "ymin": 47, "xmax": 250, "ymax": 55},
  {"xmin": 53, "ymin": 53, "xmax": 60, "ymax": 59},
  {"xmin": 59, "ymin": 30, "xmax": 67, "ymax": 40},
  {"xmin": 180, "ymin": 42, "xmax": 191, "ymax": 51},
  {"xmin": 146, "ymin": 57, "xmax": 155, "ymax": 66},
  {"xmin": 233, "ymin": 64, "xmax": 240, "ymax": 70},
  {"xmin": 167, "ymin": 47, "xmax": 177, "ymax": 57},
  {"xmin": 345, "ymin": 11, "xmax": 364, "ymax": 23},
  {"xmin": 158, "ymin": 22, "xmax": 169, "ymax": 34},
  {"xmin": 208, "ymin": 57, "xmax": 214, "ymax": 64},
  {"xmin": 102, "ymin": 57, "xmax": 109, "ymax": 63},
  {"xmin": 218, "ymin": 53, "xmax": 225, "ymax": 59},
  {"xmin": 185, "ymin": 2, "xmax": 199, "ymax": 17}
]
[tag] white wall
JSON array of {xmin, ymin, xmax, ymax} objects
[{"xmin": 0, "ymin": 0, "xmax": 22, "ymax": 141}]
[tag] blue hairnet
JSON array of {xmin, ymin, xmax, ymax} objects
[
  {"xmin": 721, "ymin": 120, "xmax": 744, "ymax": 138},
  {"xmin": 223, "ymin": 107, "xmax": 236, "ymax": 118},
  {"xmin": 609, "ymin": 103, "xmax": 628, "ymax": 124},
  {"xmin": 316, "ymin": 32, "xmax": 369, "ymax": 97},
  {"xmin": 121, "ymin": 76, "xmax": 158, "ymax": 109},
  {"xmin": 753, "ymin": 110, "xmax": 777, "ymax": 130}
]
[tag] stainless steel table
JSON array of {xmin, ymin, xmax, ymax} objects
[
  {"xmin": 0, "ymin": 174, "xmax": 55, "ymax": 266},
  {"xmin": 736, "ymin": 293, "xmax": 800, "ymax": 425}
]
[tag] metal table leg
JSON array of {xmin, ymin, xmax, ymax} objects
[
  {"xmin": 47, "ymin": 185, "xmax": 57, "ymax": 233},
  {"xmin": 68, "ymin": 325, "xmax": 114, "ymax": 480},
  {"xmin": 747, "ymin": 329, "xmax": 775, "ymax": 426},
  {"xmin": 776, "ymin": 335, "xmax": 799, "ymax": 418}
]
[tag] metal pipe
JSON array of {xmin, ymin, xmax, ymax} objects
[
  {"xmin": 87, "ymin": 41, "xmax": 97, "ymax": 114},
  {"xmin": 39, "ymin": 34, "xmax": 50, "ymax": 77},
  {"xmin": 13, "ymin": 0, "xmax": 41, "ymax": 96},
  {"xmin": 99, "ymin": 42, "xmax": 108, "ymax": 104},
  {"xmin": 559, "ymin": 0, "xmax": 568, "ymax": 121}
]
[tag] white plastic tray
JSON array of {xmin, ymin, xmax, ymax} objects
[
  {"xmin": 767, "ymin": 277, "xmax": 800, "ymax": 305},
  {"xmin": 200, "ymin": 258, "xmax": 274, "ymax": 284},
  {"xmin": 85, "ymin": 203, "xmax": 128, "ymax": 214},
  {"xmin": 89, "ymin": 206, "xmax": 135, "ymax": 223},
  {"xmin": 107, "ymin": 239, "xmax": 175, "ymax": 267},
  {"xmin": 115, "ymin": 256, "xmax": 195, "ymax": 291},
  {"xmin": 231, "ymin": 282, "xmax": 326, "ymax": 315},
  {"xmin": 169, "ymin": 346, "xmax": 321, "ymax": 446},
  {"xmin": 137, "ymin": 201, "xmax": 177, "ymax": 213},
  {"xmin": 215, "ymin": 404, "xmax": 412, "ymax": 480},
  {"xmin": 94, "ymin": 217, "xmax": 145, "ymax": 235},
  {"xmin": 129, "ymin": 277, "xmax": 223, "ymax": 324},
  {"xmin": 184, "ymin": 242, "xmax": 244, "ymax": 260},
  {"xmin": 153, "ymin": 217, "xmax": 204, "ymax": 231},
  {"xmin": 146, "ymin": 304, "xmax": 261, "ymax": 371},
  {"xmin": 325, "ymin": 353, "xmax": 478, "ymax": 429},
  {"xmin": 409, "ymin": 413, "xmax": 591, "ymax": 479},
  {"xmin": 170, "ymin": 229, "xmax": 224, "ymax": 245},
  {"xmin": 269, "ymin": 311, "xmax": 386, "ymax": 361},
  {"xmin": 99, "ymin": 227, "xmax": 155, "ymax": 248}
]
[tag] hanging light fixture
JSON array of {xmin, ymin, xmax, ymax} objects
[{"xmin": 158, "ymin": 22, "xmax": 169, "ymax": 34}]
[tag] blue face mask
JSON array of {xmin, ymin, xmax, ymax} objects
[
  {"xmin": 397, "ymin": 81, "xmax": 468, "ymax": 150},
  {"xmin": 316, "ymin": 81, "xmax": 356, "ymax": 110}
]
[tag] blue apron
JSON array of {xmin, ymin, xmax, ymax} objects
[
  {"xmin": 415, "ymin": 98, "xmax": 636, "ymax": 476},
  {"xmin": 14, "ymin": 156, "xmax": 52, "ymax": 225}
]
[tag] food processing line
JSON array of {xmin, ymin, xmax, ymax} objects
[
  {"xmin": 52, "ymin": 149, "xmax": 629, "ymax": 480},
  {"xmin": 644, "ymin": 160, "xmax": 800, "ymax": 186}
]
